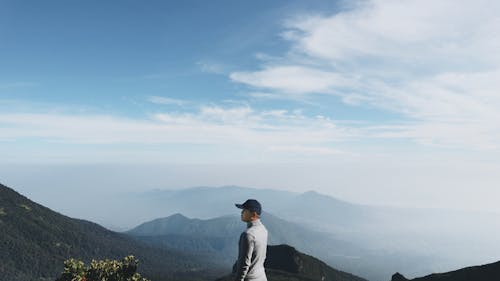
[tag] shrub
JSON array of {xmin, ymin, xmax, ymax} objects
[{"xmin": 56, "ymin": 255, "xmax": 150, "ymax": 281}]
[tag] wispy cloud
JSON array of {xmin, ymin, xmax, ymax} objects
[
  {"xmin": 148, "ymin": 96, "xmax": 188, "ymax": 106},
  {"xmin": 267, "ymin": 145, "xmax": 343, "ymax": 155},
  {"xmin": 197, "ymin": 61, "xmax": 226, "ymax": 74},
  {"xmin": 231, "ymin": 66, "xmax": 352, "ymax": 95},
  {"xmin": 0, "ymin": 105, "xmax": 358, "ymax": 157},
  {"xmin": 229, "ymin": 0, "xmax": 500, "ymax": 149},
  {"xmin": 248, "ymin": 92, "xmax": 282, "ymax": 100}
]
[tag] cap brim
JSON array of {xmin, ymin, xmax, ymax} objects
[{"xmin": 235, "ymin": 203, "xmax": 244, "ymax": 209}]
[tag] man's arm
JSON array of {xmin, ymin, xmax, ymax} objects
[{"xmin": 235, "ymin": 232, "xmax": 255, "ymax": 281}]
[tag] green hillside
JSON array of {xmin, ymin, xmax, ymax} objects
[{"xmin": 0, "ymin": 183, "xmax": 225, "ymax": 281}]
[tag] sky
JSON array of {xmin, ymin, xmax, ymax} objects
[{"xmin": 1, "ymin": 0, "xmax": 500, "ymax": 214}]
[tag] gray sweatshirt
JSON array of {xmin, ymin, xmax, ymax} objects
[{"xmin": 234, "ymin": 219, "xmax": 268, "ymax": 281}]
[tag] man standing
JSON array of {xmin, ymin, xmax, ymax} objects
[{"xmin": 234, "ymin": 199, "xmax": 268, "ymax": 281}]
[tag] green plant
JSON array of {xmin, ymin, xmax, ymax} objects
[{"xmin": 56, "ymin": 255, "xmax": 150, "ymax": 281}]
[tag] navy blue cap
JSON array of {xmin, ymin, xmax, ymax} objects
[{"xmin": 235, "ymin": 199, "xmax": 262, "ymax": 215}]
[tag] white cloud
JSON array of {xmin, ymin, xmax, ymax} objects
[
  {"xmin": 230, "ymin": 0, "xmax": 500, "ymax": 149},
  {"xmin": 248, "ymin": 92, "xmax": 282, "ymax": 99},
  {"xmin": 285, "ymin": 0, "xmax": 500, "ymax": 65},
  {"xmin": 231, "ymin": 66, "xmax": 353, "ymax": 95},
  {"xmin": 200, "ymin": 105, "xmax": 254, "ymax": 123},
  {"xmin": 0, "ymin": 105, "xmax": 356, "ymax": 157},
  {"xmin": 148, "ymin": 96, "xmax": 187, "ymax": 106}
]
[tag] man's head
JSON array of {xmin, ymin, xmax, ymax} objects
[{"xmin": 235, "ymin": 199, "xmax": 262, "ymax": 222}]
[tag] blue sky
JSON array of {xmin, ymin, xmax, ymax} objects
[
  {"xmin": 0, "ymin": 0, "xmax": 337, "ymax": 109},
  {"xmin": 1, "ymin": 0, "xmax": 500, "ymax": 213}
]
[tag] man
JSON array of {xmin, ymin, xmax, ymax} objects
[{"xmin": 234, "ymin": 199, "xmax": 268, "ymax": 281}]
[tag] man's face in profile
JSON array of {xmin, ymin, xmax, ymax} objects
[{"xmin": 240, "ymin": 209, "xmax": 252, "ymax": 222}]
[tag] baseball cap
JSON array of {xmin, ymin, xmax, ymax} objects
[{"xmin": 235, "ymin": 199, "xmax": 262, "ymax": 215}]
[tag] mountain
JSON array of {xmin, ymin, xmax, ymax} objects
[
  {"xmin": 116, "ymin": 186, "xmax": 500, "ymax": 247},
  {"xmin": 19, "ymin": 183, "xmax": 500, "ymax": 281},
  {"xmin": 126, "ymin": 211, "xmax": 359, "ymax": 252},
  {"xmin": 125, "ymin": 212, "xmax": 363, "ymax": 269},
  {"xmin": 0, "ymin": 183, "xmax": 225, "ymax": 281},
  {"xmin": 113, "ymin": 186, "xmax": 369, "ymax": 231},
  {"xmin": 126, "ymin": 211, "xmax": 455, "ymax": 281},
  {"xmin": 215, "ymin": 244, "xmax": 367, "ymax": 281},
  {"xmin": 113, "ymin": 186, "xmax": 500, "ymax": 281},
  {"xmin": 127, "ymin": 213, "xmax": 243, "ymax": 237},
  {"xmin": 391, "ymin": 260, "xmax": 500, "ymax": 281}
]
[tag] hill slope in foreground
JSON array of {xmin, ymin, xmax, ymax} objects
[
  {"xmin": 0, "ymin": 183, "xmax": 224, "ymax": 281},
  {"xmin": 392, "ymin": 260, "xmax": 500, "ymax": 281},
  {"xmin": 215, "ymin": 244, "xmax": 367, "ymax": 281}
]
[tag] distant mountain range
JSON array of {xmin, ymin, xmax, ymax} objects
[
  {"xmin": 115, "ymin": 186, "xmax": 369, "ymax": 232},
  {"xmin": 215, "ymin": 244, "xmax": 367, "ymax": 281},
  {"xmin": 123, "ymin": 211, "xmax": 463, "ymax": 281},
  {"xmin": 118, "ymin": 186, "xmax": 500, "ymax": 281},
  {"xmin": 391, "ymin": 260, "xmax": 500, "ymax": 281},
  {"xmin": 0, "ymin": 183, "xmax": 225, "ymax": 281},
  {"xmin": 116, "ymin": 186, "xmax": 500, "ymax": 250},
  {"xmin": 125, "ymin": 212, "xmax": 362, "ymax": 269},
  {"xmin": 4, "ymin": 181, "xmax": 500, "ymax": 281}
]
